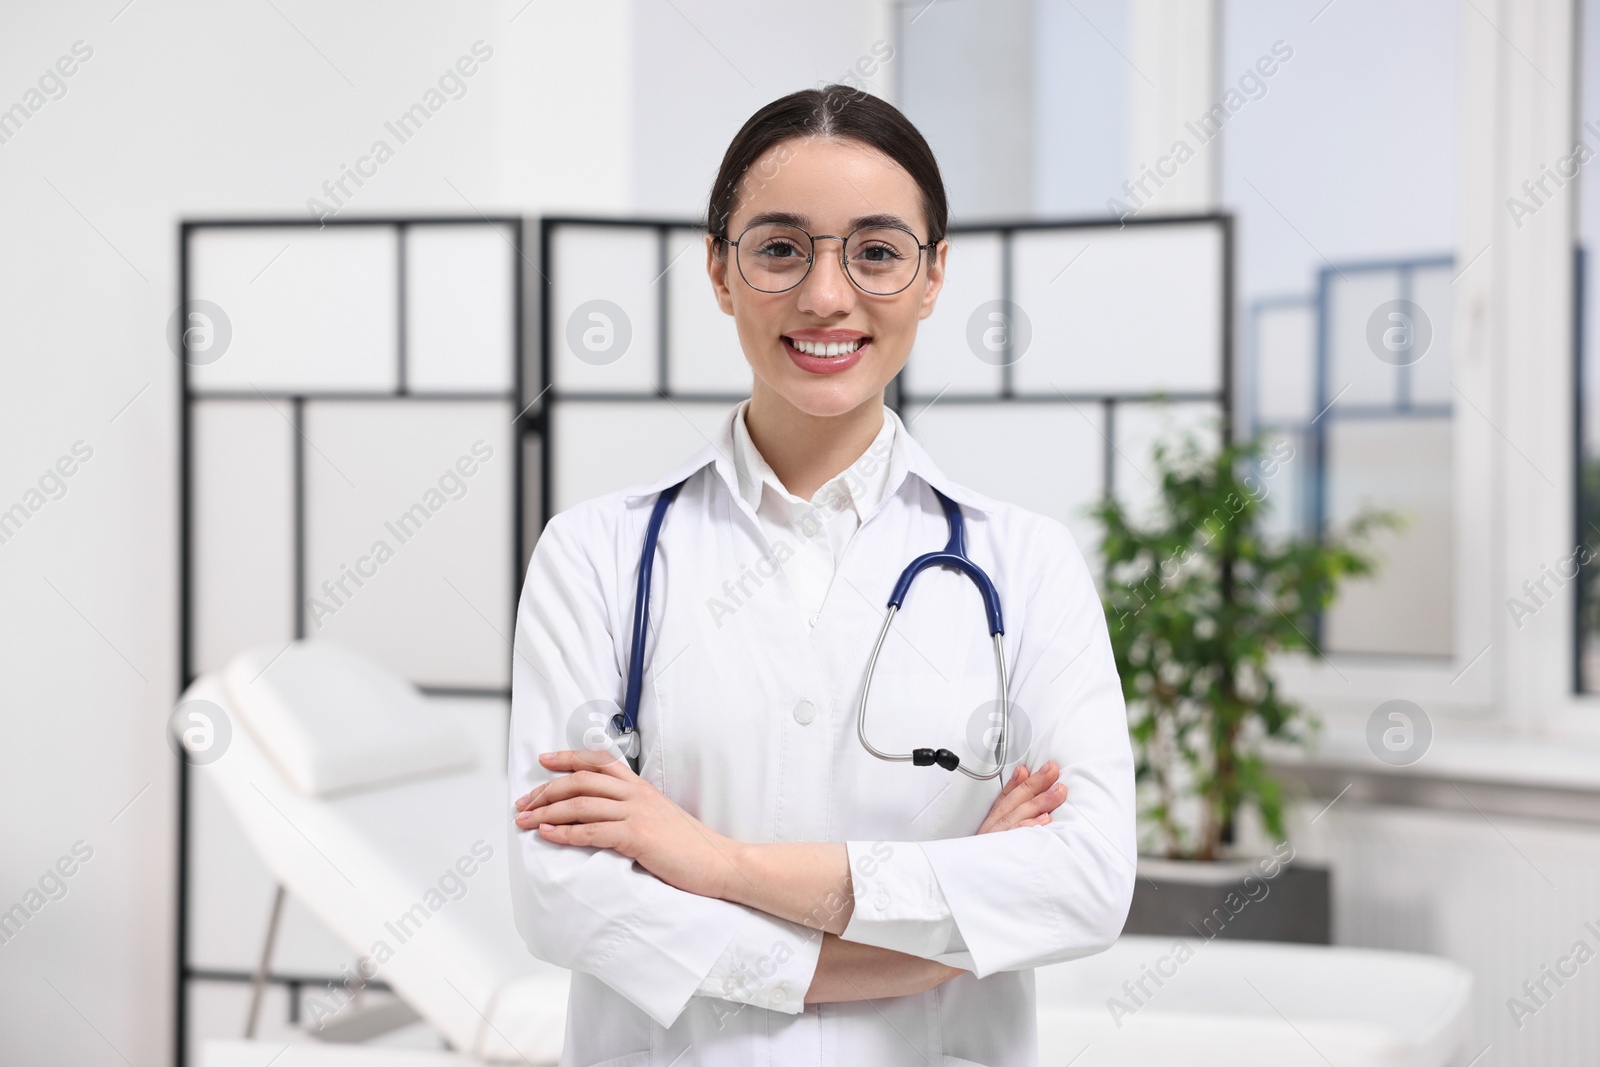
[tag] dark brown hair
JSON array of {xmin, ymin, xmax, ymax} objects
[{"xmin": 704, "ymin": 84, "xmax": 949, "ymax": 254}]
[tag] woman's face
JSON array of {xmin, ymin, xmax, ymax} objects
[{"xmin": 706, "ymin": 135, "xmax": 947, "ymax": 420}]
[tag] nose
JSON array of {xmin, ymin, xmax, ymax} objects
[{"xmin": 795, "ymin": 236, "xmax": 856, "ymax": 317}]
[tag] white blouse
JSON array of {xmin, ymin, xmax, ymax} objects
[
  {"xmin": 507, "ymin": 401, "xmax": 1137, "ymax": 1067},
  {"xmin": 727, "ymin": 397, "xmax": 896, "ymax": 634}
]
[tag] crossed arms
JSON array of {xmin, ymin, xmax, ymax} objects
[
  {"xmin": 505, "ymin": 507, "xmax": 1134, "ymax": 1025},
  {"xmin": 512, "ymin": 749, "xmax": 1069, "ymax": 1004}
]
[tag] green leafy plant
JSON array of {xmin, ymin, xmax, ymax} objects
[{"xmin": 1093, "ymin": 424, "xmax": 1399, "ymax": 862}]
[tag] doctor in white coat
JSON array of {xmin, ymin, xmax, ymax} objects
[{"xmin": 508, "ymin": 84, "xmax": 1136, "ymax": 1067}]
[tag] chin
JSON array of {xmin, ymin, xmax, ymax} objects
[
  {"xmin": 774, "ymin": 378, "xmax": 885, "ymax": 419},
  {"xmin": 780, "ymin": 390, "xmax": 870, "ymax": 419}
]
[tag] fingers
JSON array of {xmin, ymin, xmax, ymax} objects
[
  {"xmin": 514, "ymin": 795, "xmax": 629, "ymax": 829},
  {"xmin": 534, "ymin": 821, "xmax": 616, "ymax": 848},
  {"xmin": 999, "ymin": 764, "xmax": 1030, "ymax": 796},
  {"xmin": 540, "ymin": 748, "xmax": 635, "ymax": 777},
  {"xmin": 517, "ymin": 749, "xmax": 639, "ymax": 813},
  {"xmin": 1011, "ymin": 781, "xmax": 1068, "ymax": 822},
  {"xmin": 515, "ymin": 769, "xmax": 630, "ymax": 815},
  {"xmin": 988, "ymin": 760, "xmax": 1061, "ymax": 824}
]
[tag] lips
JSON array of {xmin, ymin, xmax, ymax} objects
[{"xmin": 781, "ymin": 334, "xmax": 870, "ymax": 375}]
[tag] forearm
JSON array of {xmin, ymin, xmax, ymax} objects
[
  {"xmin": 718, "ymin": 840, "xmax": 857, "ymax": 935},
  {"xmin": 804, "ymin": 933, "xmax": 964, "ymax": 1004},
  {"xmin": 707, "ymin": 842, "xmax": 958, "ymax": 1003}
]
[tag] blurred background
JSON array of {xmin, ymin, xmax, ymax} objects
[{"xmin": 0, "ymin": 0, "xmax": 1594, "ymax": 1064}]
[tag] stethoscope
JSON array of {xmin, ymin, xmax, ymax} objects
[{"xmin": 610, "ymin": 479, "xmax": 1011, "ymax": 780}]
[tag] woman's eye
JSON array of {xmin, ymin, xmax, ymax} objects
[
  {"xmin": 857, "ymin": 244, "xmax": 902, "ymax": 263},
  {"xmin": 757, "ymin": 241, "xmax": 803, "ymax": 258}
]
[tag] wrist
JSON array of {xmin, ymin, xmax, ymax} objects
[{"xmin": 716, "ymin": 837, "xmax": 755, "ymax": 903}]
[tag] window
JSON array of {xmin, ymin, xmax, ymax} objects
[
  {"xmin": 1225, "ymin": 0, "xmax": 1462, "ymax": 658},
  {"xmin": 1577, "ymin": 0, "xmax": 1600, "ymax": 691}
]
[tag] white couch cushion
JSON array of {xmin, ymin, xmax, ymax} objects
[{"xmin": 222, "ymin": 641, "xmax": 477, "ymax": 797}]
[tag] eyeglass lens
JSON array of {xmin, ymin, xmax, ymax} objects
[{"xmin": 736, "ymin": 223, "xmax": 921, "ymax": 295}]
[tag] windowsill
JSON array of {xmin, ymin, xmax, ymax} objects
[
  {"xmin": 1276, "ymin": 712, "xmax": 1600, "ymax": 791},
  {"xmin": 1264, "ymin": 711, "xmax": 1600, "ymax": 825}
]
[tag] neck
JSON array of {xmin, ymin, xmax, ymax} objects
[{"xmin": 745, "ymin": 384, "xmax": 886, "ymax": 501}]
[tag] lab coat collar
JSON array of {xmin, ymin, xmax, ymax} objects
[{"xmin": 619, "ymin": 401, "xmax": 996, "ymax": 517}]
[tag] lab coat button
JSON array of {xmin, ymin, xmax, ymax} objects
[
  {"xmin": 873, "ymin": 889, "xmax": 890, "ymax": 911},
  {"xmin": 793, "ymin": 699, "xmax": 816, "ymax": 725},
  {"xmin": 770, "ymin": 988, "xmax": 786, "ymax": 1005}
]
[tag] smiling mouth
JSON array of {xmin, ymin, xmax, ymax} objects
[{"xmin": 782, "ymin": 335, "xmax": 871, "ymax": 358}]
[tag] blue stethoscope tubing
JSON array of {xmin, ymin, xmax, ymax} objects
[{"xmin": 612, "ymin": 478, "xmax": 1011, "ymax": 781}]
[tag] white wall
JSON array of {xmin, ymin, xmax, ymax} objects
[{"xmin": 626, "ymin": 0, "xmax": 893, "ymax": 221}]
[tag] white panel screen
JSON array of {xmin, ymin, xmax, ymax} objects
[
  {"xmin": 189, "ymin": 226, "xmax": 398, "ymax": 393},
  {"xmin": 191, "ymin": 399, "xmax": 295, "ymax": 676},
  {"xmin": 902, "ymin": 232, "xmax": 1005, "ymax": 399},
  {"xmin": 1112, "ymin": 401, "xmax": 1223, "ymax": 525},
  {"xmin": 666, "ymin": 227, "xmax": 750, "ymax": 394},
  {"xmin": 550, "ymin": 225, "xmax": 660, "ymax": 394},
  {"xmin": 406, "ymin": 223, "xmax": 516, "ymax": 393},
  {"xmin": 301, "ymin": 400, "xmax": 513, "ymax": 688},
  {"xmin": 909, "ymin": 403, "xmax": 1107, "ymax": 561},
  {"xmin": 552, "ymin": 401, "xmax": 734, "ymax": 513},
  {"xmin": 1011, "ymin": 223, "xmax": 1223, "ymax": 396}
]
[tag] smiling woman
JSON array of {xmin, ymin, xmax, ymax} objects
[{"xmin": 505, "ymin": 83, "xmax": 1136, "ymax": 1067}]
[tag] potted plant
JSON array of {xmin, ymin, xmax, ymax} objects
[{"xmin": 1092, "ymin": 422, "xmax": 1396, "ymax": 943}]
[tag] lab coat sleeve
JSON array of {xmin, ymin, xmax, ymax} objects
[
  {"xmin": 838, "ymin": 842, "xmax": 961, "ymax": 959},
  {"xmin": 838, "ymin": 515, "xmax": 1136, "ymax": 976},
  {"xmin": 691, "ymin": 906, "xmax": 825, "ymax": 1014},
  {"xmin": 507, "ymin": 506, "xmax": 823, "ymax": 1027}
]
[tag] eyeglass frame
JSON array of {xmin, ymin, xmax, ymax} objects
[{"xmin": 717, "ymin": 221, "xmax": 940, "ymax": 297}]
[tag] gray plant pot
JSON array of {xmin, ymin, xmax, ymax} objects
[{"xmin": 1120, "ymin": 856, "xmax": 1331, "ymax": 944}]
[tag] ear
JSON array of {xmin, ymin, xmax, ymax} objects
[
  {"xmin": 706, "ymin": 234, "xmax": 735, "ymax": 317},
  {"xmin": 917, "ymin": 239, "xmax": 949, "ymax": 322}
]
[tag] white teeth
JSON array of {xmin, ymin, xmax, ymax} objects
[{"xmin": 789, "ymin": 337, "xmax": 866, "ymax": 357}]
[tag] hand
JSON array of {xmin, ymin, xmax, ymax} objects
[
  {"xmin": 976, "ymin": 760, "xmax": 1066, "ymax": 834},
  {"xmin": 513, "ymin": 749, "xmax": 741, "ymax": 900}
]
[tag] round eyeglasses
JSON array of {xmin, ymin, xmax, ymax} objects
[{"xmin": 723, "ymin": 221, "xmax": 936, "ymax": 297}]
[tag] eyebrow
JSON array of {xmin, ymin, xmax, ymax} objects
[{"xmin": 738, "ymin": 210, "xmax": 917, "ymax": 234}]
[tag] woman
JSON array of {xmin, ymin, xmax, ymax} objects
[{"xmin": 507, "ymin": 85, "xmax": 1135, "ymax": 1067}]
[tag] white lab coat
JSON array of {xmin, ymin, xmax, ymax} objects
[{"xmin": 507, "ymin": 403, "xmax": 1136, "ymax": 1067}]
